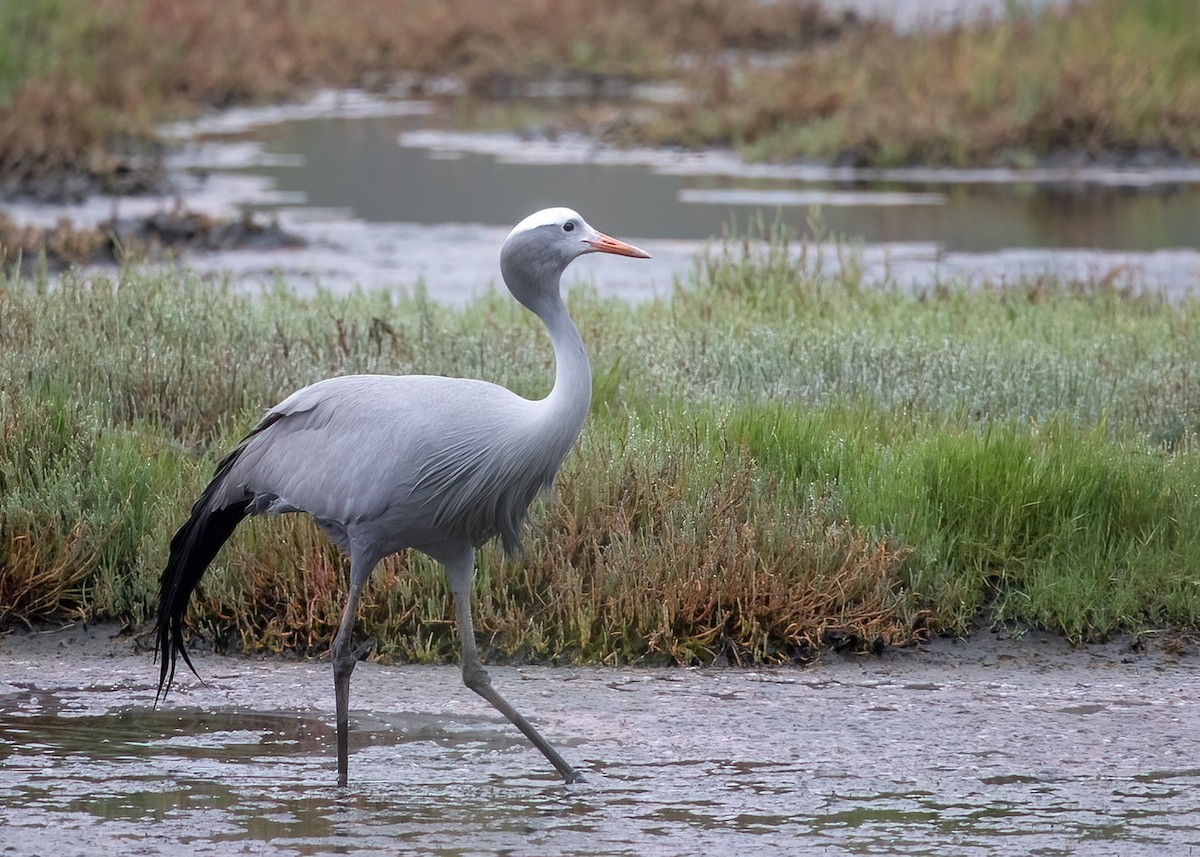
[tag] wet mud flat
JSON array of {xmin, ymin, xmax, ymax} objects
[{"xmin": 1, "ymin": 624, "xmax": 1198, "ymax": 855}]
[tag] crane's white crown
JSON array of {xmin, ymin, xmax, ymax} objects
[{"xmin": 508, "ymin": 207, "xmax": 585, "ymax": 239}]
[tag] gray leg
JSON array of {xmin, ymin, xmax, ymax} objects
[
  {"xmin": 331, "ymin": 554, "xmax": 374, "ymax": 787},
  {"xmin": 444, "ymin": 546, "xmax": 582, "ymax": 783}
]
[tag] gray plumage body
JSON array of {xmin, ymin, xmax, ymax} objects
[
  {"xmin": 154, "ymin": 207, "xmax": 649, "ymax": 786},
  {"xmin": 230, "ymin": 372, "xmax": 578, "ymax": 558}
]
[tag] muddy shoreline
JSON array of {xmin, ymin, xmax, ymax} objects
[
  {"xmin": 3, "ymin": 621, "xmax": 1199, "ymax": 854},
  {"xmin": 0, "ymin": 206, "xmax": 305, "ymax": 276},
  {"xmin": 2, "ymin": 616, "xmax": 1193, "ymax": 673}
]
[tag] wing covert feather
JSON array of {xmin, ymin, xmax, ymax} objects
[{"xmin": 213, "ymin": 374, "xmax": 540, "ymax": 544}]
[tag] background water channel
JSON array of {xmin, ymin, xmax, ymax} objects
[
  {"xmin": 10, "ymin": 88, "xmax": 1200, "ymax": 303},
  {"xmin": 156, "ymin": 93, "xmax": 1200, "ymax": 303}
]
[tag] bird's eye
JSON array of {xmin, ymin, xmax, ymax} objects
[{"xmin": 562, "ymin": 221, "xmax": 576, "ymax": 233}]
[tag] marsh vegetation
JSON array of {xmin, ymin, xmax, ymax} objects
[
  {"xmin": 3, "ymin": 223, "xmax": 1197, "ymax": 661},
  {"xmin": 1, "ymin": 0, "xmax": 1197, "ymax": 200}
]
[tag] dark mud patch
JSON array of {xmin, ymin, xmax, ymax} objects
[
  {"xmin": 1, "ymin": 144, "xmax": 167, "ymax": 206},
  {"xmin": 122, "ymin": 207, "xmax": 306, "ymax": 254},
  {"xmin": 0, "ymin": 206, "xmax": 305, "ymax": 276}
]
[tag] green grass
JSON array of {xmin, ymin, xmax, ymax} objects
[
  {"xmin": 725, "ymin": 405, "xmax": 1200, "ymax": 640},
  {"xmin": 2, "ymin": 230, "xmax": 1198, "ymax": 659}
]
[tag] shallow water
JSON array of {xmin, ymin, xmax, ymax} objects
[
  {"xmin": 183, "ymin": 102, "xmax": 1200, "ymax": 302},
  {"xmin": 7, "ymin": 88, "xmax": 1200, "ymax": 304},
  {"xmin": 822, "ymin": 0, "xmax": 1071, "ymax": 33},
  {"xmin": 3, "ymin": 624, "xmax": 1199, "ymax": 855}
]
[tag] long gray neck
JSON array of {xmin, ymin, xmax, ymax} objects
[
  {"xmin": 500, "ymin": 243, "xmax": 592, "ymax": 451},
  {"xmin": 536, "ymin": 294, "xmax": 592, "ymax": 442}
]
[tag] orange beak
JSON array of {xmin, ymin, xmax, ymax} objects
[{"xmin": 586, "ymin": 232, "xmax": 651, "ymax": 259}]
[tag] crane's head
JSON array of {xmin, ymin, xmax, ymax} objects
[{"xmin": 500, "ymin": 207, "xmax": 650, "ymax": 312}]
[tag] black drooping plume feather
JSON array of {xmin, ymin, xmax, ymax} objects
[{"xmin": 154, "ymin": 448, "xmax": 250, "ymax": 704}]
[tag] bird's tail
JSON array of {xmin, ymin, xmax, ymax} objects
[{"xmin": 155, "ymin": 449, "xmax": 250, "ymax": 705}]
